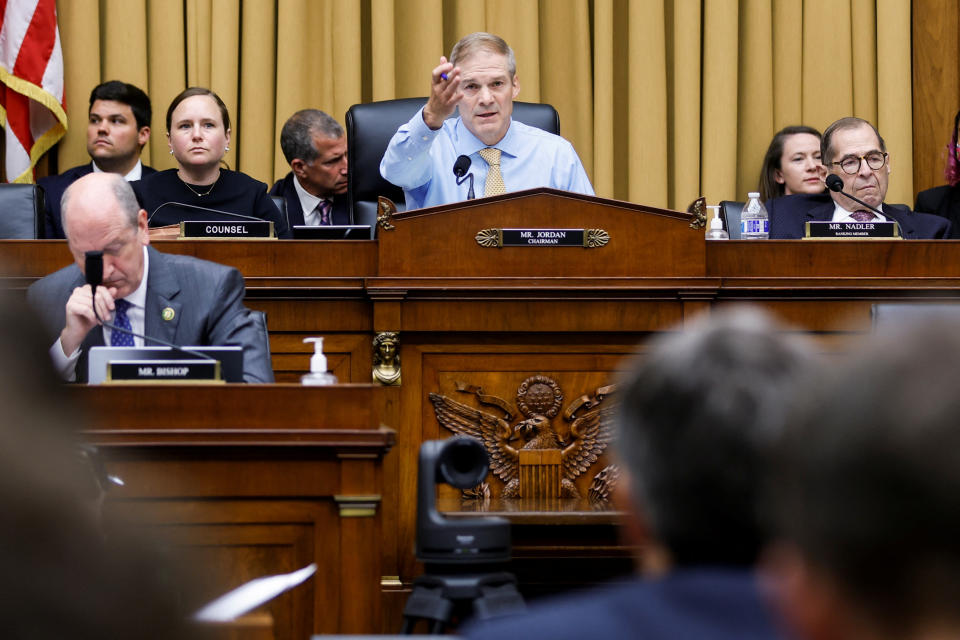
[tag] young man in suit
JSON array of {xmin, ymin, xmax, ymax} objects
[
  {"xmin": 40, "ymin": 80, "xmax": 156, "ymax": 238},
  {"xmin": 27, "ymin": 173, "xmax": 272, "ymax": 383},
  {"xmin": 270, "ymin": 109, "xmax": 350, "ymax": 227},
  {"xmin": 767, "ymin": 117, "xmax": 950, "ymax": 239}
]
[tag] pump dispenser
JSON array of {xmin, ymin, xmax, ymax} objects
[
  {"xmin": 705, "ymin": 205, "xmax": 729, "ymax": 240},
  {"xmin": 301, "ymin": 337, "xmax": 338, "ymax": 386}
]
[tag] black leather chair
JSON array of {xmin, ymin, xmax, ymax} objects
[
  {"xmin": 719, "ymin": 200, "xmax": 745, "ymax": 239},
  {"xmin": 0, "ymin": 184, "xmax": 45, "ymax": 238},
  {"xmin": 248, "ymin": 309, "xmax": 275, "ymax": 383},
  {"xmin": 269, "ymin": 195, "xmax": 289, "ymax": 234},
  {"xmin": 345, "ymin": 98, "xmax": 560, "ymax": 236}
]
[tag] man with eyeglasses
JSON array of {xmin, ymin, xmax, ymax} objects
[{"xmin": 768, "ymin": 117, "xmax": 950, "ymax": 238}]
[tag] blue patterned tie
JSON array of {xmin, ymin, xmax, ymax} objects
[{"xmin": 110, "ymin": 298, "xmax": 134, "ymax": 347}]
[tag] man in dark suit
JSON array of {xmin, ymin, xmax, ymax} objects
[
  {"xmin": 269, "ymin": 109, "xmax": 350, "ymax": 227},
  {"xmin": 768, "ymin": 117, "xmax": 950, "ymax": 239},
  {"xmin": 462, "ymin": 308, "xmax": 814, "ymax": 640},
  {"xmin": 40, "ymin": 81, "xmax": 157, "ymax": 239},
  {"xmin": 27, "ymin": 173, "xmax": 272, "ymax": 383}
]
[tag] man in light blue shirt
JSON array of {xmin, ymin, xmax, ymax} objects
[{"xmin": 380, "ymin": 32, "xmax": 594, "ymax": 211}]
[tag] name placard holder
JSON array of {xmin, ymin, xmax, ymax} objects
[
  {"xmin": 804, "ymin": 221, "xmax": 900, "ymax": 239},
  {"xmin": 106, "ymin": 359, "xmax": 223, "ymax": 384},
  {"xmin": 475, "ymin": 228, "xmax": 610, "ymax": 248},
  {"xmin": 179, "ymin": 220, "xmax": 275, "ymax": 239}
]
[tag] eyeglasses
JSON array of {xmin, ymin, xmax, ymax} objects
[{"xmin": 830, "ymin": 152, "xmax": 888, "ymax": 175}]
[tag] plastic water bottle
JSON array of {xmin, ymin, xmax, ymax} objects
[
  {"xmin": 301, "ymin": 337, "xmax": 338, "ymax": 385},
  {"xmin": 741, "ymin": 192, "xmax": 769, "ymax": 239},
  {"xmin": 705, "ymin": 205, "xmax": 729, "ymax": 240}
]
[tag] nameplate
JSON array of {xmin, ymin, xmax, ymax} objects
[
  {"xmin": 805, "ymin": 221, "xmax": 900, "ymax": 239},
  {"xmin": 106, "ymin": 359, "xmax": 223, "ymax": 383},
  {"xmin": 475, "ymin": 228, "xmax": 610, "ymax": 248},
  {"xmin": 179, "ymin": 220, "xmax": 275, "ymax": 239}
]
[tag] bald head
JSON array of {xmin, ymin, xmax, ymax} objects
[
  {"xmin": 61, "ymin": 173, "xmax": 141, "ymax": 241},
  {"xmin": 61, "ymin": 173, "xmax": 149, "ymax": 300}
]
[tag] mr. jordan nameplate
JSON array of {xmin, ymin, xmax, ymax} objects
[
  {"xmin": 804, "ymin": 221, "xmax": 900, "ymax": 239},
  {"xmin": 475, "ymin": 228, "xmax": 610, "ymax": 248},
  {"xmin": 179, "ymin": 220, "xmax": 275, "ymax": 239}
]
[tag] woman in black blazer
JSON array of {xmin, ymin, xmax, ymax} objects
[{"xmin": 915, "ymin": 108, "xmax": 960, "ymax": 238}]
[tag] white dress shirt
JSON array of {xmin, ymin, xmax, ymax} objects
[
  {"xmin": 292, "ymin": 174, "xmax": 331, "ymax": 226},
  {"xmin": 831, "ymin": 201, "xmax": 888, "ymax": 222},
  {"xmin": 92, "ymin": 159, "xmax": 144, "ymax": 181}
]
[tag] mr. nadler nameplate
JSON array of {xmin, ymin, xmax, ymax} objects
[
  {"xmin": 805, "ymin": 221, "xmax": 900, "ymax": 239},
  {"xmin": 180, "ymin": 220, "xmax": 275, "ymax": 238},
  {"xmin": 107, "ymin": 359, "xmax": 223, "ymax": 383},
  {"xmin": 475, "ymin": 228, "xmax": 610, "ymax": 248}
]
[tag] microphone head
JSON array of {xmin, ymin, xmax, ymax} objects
[
  {"xmin": 453, "ymin": 155, "xmax": 472, "ymax": 178},
  {"xmin": 85, "ymin": 251, "xmax": 104, "ymax": 289},
  {"xmin": 825, "ymin": 174, "xmax": 844, "ymax": 192}
]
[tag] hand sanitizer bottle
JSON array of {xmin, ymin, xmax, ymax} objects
[
  {"xmin": 301, "ymin": 337, "xmax": 338, "ymax": 386},
  {"xmin": 705, "ymin": 205, "xmax": 729, "ymax": 240}
]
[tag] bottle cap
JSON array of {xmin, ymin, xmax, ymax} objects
[{"xmin": 747, "ymin": 191, "xmax": 760, "ymax": 199}]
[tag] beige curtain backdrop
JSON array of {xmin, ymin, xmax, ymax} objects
[{"xmin": 53, "ymin": 0, "xmax": 914, "ymax": 208}]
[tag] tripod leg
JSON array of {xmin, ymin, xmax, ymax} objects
[
  {"xmin": 472, "ymin": 582, "xmax": 526, "ymax": 620},
  {"xmin": 401, "ymin": 583, "xmax": 455, "ymax": 634}
]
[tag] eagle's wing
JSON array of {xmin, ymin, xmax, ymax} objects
[
  {"xmin": 429, "ymin": 392, "xmax": 518, "ymax": 482},
  {"xmin": 561, "ymin": 387, "xmax": 617, "ymax": 481}
]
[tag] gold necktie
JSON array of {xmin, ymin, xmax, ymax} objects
[{"xmin": 478, "ymin": 147, "xmax": 505, "ymax": 196}]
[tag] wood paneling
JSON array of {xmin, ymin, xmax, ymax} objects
[
  {"xmin": 81, "ymin": 385, "xmax": 394, "ymax": 638},
  {"xmin": 912, "ymin": 0, "xmax": 960, "ymax": 197},
  {"xmin": 10, "ymin": 191, "xmax": 960, "ymax": 632}
]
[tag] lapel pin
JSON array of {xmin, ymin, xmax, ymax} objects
[{"xmin": 162, "ymin": 307, "xmax": 175, "ymax": 322}]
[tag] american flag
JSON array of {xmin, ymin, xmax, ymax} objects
[{"xmin": 0, "ymin": 0, "xmax": 66, "ymax": 183}]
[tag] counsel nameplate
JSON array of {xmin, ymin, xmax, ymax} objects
[
  {"xmin": 106, "ymin": 359, "xmax": 223, "ymax": 383},
  {"xmin": 804, "ymin": 221, "xmax": 900, "ymax": 239},
  {"xmin": 179, "ymin": 220, "xmax": 275, "ymax": 239},
  {"xmin": 475, "ymin": 228, "xmax": 610, "ymax": 248}
]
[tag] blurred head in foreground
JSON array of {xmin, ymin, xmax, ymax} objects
[
  {"xmin": 0, "ymin": 291, "xmax": 195, "ymax": 639},
  {"xmin": 615, "ymin": 307, "xmax": 816, "ymax": 570},
  {"xmin": 767, "ymin": 318, "xmax": 960, "ymax": 640}
]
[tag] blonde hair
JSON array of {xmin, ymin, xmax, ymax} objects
[{"xmin": 450, "ymin": 32, "xmax": 516, "ymax": 76}]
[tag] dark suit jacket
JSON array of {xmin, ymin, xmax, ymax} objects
[
  {"xmin": 915, "ymin": 184, "xmax": 960, "ymax": 239},
  {"xmin": 767, "ymin": 193, "xmax": 951, "ymax": 239},
  {"xmin": 39, "ymin": 163, "xmax": 158, "ymax": 239},
  {"xmin": 461, "ymin": 569, "xmax": 782, "ymax": 640},
  {"xmin": 26, "ymin": 246, "xmax": 273, "ymax": 383},
  {"xmin": 269, "ymin": 172, "xmax": 351, "ymax": 227}
]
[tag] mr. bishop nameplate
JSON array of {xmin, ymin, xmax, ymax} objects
[
  {"xmin": 475, "ymin": 228, "xmax": 610, "ymax": 248},
  {"xmin": 180, "ymin": 220, "xmax": 275, "ymax": 239},
  {"xmin": 107, "ymin": 359, "xmax": 223, "ymax": 383},
  {"xmin": 805, "ymin": 221, "xmax": 900, "ymax": 239}
]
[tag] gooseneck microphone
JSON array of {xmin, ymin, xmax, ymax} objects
[
  {"xmin": 147, "ymin": 201, "xmax": 262, "ymax": 226},
  {"xmin": 83, "ymin": 250, "xmax": 213, "ymax": 362},
  {"xmin": 453, "ymin": 155, "xmax": 475, "ymax": 200},
  {"xmin": 825, "ymin": 174, "xmax": 884, "ymax": 217}
]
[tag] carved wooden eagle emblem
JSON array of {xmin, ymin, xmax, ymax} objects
[{"xmin": 428, "ymin": 375, "xmax": 617, "ymax": 499}]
